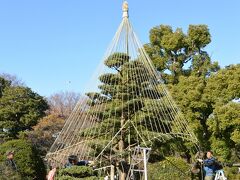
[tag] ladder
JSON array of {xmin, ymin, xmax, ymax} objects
[
  {"xmin": 214, "ymin": 170, "xmax": 227, "ymax": 180},
  {"xmin": 127, "ymin": 146, "xmax": 151, "ymax": 180}
]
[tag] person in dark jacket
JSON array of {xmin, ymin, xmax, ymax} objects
[
  {"xmin": 64, "ymin": 155, "xmax": 93, "ymax": 168},
  {"xmin": 197, "ymin": 151, "xmax": 223, "ymax": 180},
  {"xmin": 198, "ymin": 150, "xmax": 218, "ymax": 180},
  {"xmin": 5, "ymin": 151, "xmax": 17, "ymax": 171}
]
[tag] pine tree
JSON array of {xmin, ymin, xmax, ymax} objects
[{"xmin": 82, "ymin": 52, "xmax": 184, "ymax": 179}]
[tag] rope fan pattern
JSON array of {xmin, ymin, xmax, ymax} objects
[{"xmin": 46, "ymin": 1, "xmax": 199, "ymax": 176}]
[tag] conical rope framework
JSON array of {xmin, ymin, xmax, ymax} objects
[{"xmin": 46, "ymin": 1, "xmax": 199, "ymax": 172}]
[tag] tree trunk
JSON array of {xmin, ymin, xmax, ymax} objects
[
  {"xmin": 119, "ymin": 115, "xmax": 126, "ymax": 180},
  {"xmin": 110, "ymin": 165, "xmax": 115, "ymax": 180}
]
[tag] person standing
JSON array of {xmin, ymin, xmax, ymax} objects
[
  {"xmin": 47, "ymin": 167, "xmax": 57, "ymax": 180},
  {"xmin": 198, "ymin": 150, "xmax": 217, "ymax": 180},
  {"xmin": 5, "ymin": 151, "xmax": 17, "ymax": 171}
]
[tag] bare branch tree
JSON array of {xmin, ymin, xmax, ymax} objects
[{"xmin": 48, "ymin": 91, "xmax": 81, "ymax": 118}]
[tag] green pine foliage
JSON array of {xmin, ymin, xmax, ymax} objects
[
  {"xmin": 57, "ymin": 166, "xmax": 103, "ymax": 180},
  {"xmin": 148, "ymin": 157, "xmax": 191, "ymax": 180},
  {"xmin": 57, "ymin": 176, "xmax": 102, "ymax": 180},
  {"xmin": 59, "ymin": 166, "xmax": 94, "ymax": 178},
  {"xmin": 82, "ymin": 52, "xmax": 178, "ymax": 162}
]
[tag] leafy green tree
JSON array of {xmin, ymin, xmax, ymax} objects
[
  {"xmin": 0, "ymin": 139, "xmax": 46, "ymax": 180},
  {"xmin": 204, "ymin": 65, "xmax": 240, "ymax": 161},
  {"xmin": 144, "ymin": 24, "xmax": 231, "ymax": 154},
  {"xmin": 144, "ymin": 24, "xmax": 219, "ymax": 84},
  {"xmin": 207, "ymin": 102, "xmax": 240, "ymax": 161},
  {"xmin": 168, "ymin": 75, "xmax": 211, "ymax": 149},
  {"xmin": 204, "ymin": 64, "xmax": 240, "ymax": 105},
  {"xmin": 0, "ymin": 78, "xmax": 49, "ymax": 137},
  {"xmin": 168, "ymin": 64, "xmax": 240, "ymax": 161}
]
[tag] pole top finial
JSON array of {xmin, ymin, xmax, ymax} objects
[{"xmin": 122, "ymin": 1, "xmax": 129, "ymax": 18}]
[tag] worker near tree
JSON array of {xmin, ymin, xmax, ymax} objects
[
  {"xmin": 5, "ymin": 151, "xmax": 18, "ymax": 171},
  {"xmin": 198, "ymin": 150, "xmax": 219, "ymax": 180}
]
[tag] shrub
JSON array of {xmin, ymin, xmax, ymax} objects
[
  {"xmin": 0, "ymin": 164, "xmax": 22, "ymax": 180},
  {"xmin": 57, "ymin": 175, "xmax": 80, "ymax": 180},
  {"xmin": 58, "ymin": 166, "xmax": 94, "ymax": 178},
  {"xmin": 0, "ymin": 139, "xmax": 46, "ymax": 180},
  {"xmin": 148, "ymin": 157, "xmax": 191, "ymax": 180},
  {"xmin": 223, "ymin": 166, "xmax": 240, "ymax": 179},
  {"xmin": 57, "ymin": 175, "xmax": 100, "ymax": 180},
  {"xmin": 57, "ymin": 166, "xmax": 106, "ymax": 180}
]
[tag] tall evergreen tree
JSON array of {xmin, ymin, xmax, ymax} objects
[{"xmin": 82, "ymin": 52, "xmax": 187, "ymax": 179}]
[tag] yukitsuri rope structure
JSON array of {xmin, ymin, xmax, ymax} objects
[{"xmin": 46, "ymin": 1, "xmax": 199, "ymax": 178}]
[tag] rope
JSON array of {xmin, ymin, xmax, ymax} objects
[{"xmin": 46, "ymin": 4, "xmax": 199, "ymax": 176}]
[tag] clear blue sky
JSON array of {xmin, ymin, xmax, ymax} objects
[{"xmin": 0, "ymin": 0, "xmax": 239, "ymax": 97}]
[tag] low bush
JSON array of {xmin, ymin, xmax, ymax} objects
[
  {"xmin": 223, "ymin": 166, "xmax": 240, "ymax": 179},
  {"xmin": 148, "ymin": 157, "xmax": 191, "ymax": 180},
  {"xmin": 58, "ymin": 166, "xmax": 94, "ymax": 178},
  {"xmin": 0, "ymin": 165, "xmax": 22, "ymax": 180},
  {"xmin": 57, "ymin": 175, "xmax": 100, "ymax": 180}
]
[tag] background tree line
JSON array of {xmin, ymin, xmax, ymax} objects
[
  {"xmin": 0, "ymin": 73, "xmax": 80, "ymax": 179},
  {"xmin": 0, "ymin": 24, "xmax": 239, "ymax": 179}
]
